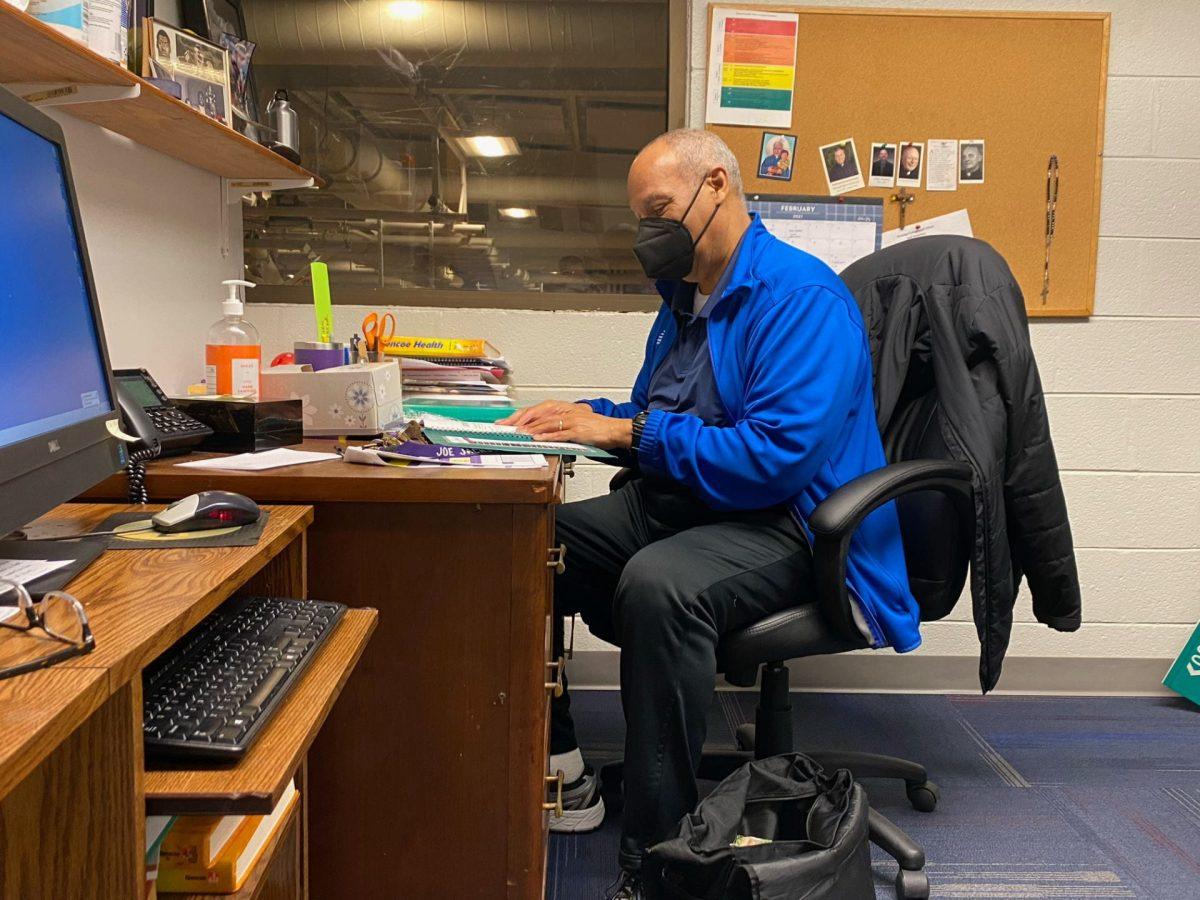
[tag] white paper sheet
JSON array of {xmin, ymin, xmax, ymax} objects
[
  {"xmin": 0, "ymin": 559, "xmax": 72, "ymax": 622},
  {"xmin": 175, "ymin": 448, "xmax": 341, "ymax": 471},
  {"xmin": 0, "ymin": 558, "xmax": 71, "ymax": 585},
  {"xmin": 705, "ymin": 8, "xmax": 798, "ymax": 127},
  {"xmin": 925, "ymin": 139, "xmax": 959, "ymax": 191},
  {"xmin": 882, "ymin": 209, "xmax": 973, "ymax": 248}
]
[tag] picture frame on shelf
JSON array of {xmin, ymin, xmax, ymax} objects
[
  {"xmin": 143, "ymin": 19, "xmax": 233, "ymax": 129},
  {"xmin": 181, "ymin": 0, "xmax": 261, "ymax": 142}
]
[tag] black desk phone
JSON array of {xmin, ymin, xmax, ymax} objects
[{"xmin": 113, "ymin": 368, "xmax": 212, "ymax": 457}]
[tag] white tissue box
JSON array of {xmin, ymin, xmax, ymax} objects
[{"xmin": 261, "ymin": 361, "xmax": 405, "ymax": 436}]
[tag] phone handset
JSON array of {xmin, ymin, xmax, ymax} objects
[{"xmin": 113, "ymin": 381, "xmax": 161, "ymax": 504}]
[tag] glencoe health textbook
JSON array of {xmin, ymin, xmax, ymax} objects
[{"xmin": 382, "ymin": 335, "xmax": 500, "ymax": 358}]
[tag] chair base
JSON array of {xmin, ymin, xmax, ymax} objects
[{"xmin": 732, "ymin": 725, "xmax": 941, "ymax": 813}]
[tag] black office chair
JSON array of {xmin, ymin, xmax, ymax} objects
[{"xmin": 602, "ymin": 387, "xmax": 974, "ymax": 899}]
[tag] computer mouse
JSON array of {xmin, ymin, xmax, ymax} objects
[{"xmin": 152, "ymin": 491, "xmax": 261, "ymax": 534}]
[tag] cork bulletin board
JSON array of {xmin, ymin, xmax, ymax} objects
[{"xmin": 706, "ymin": 6, "xmax": 1110, "ymax": 317}]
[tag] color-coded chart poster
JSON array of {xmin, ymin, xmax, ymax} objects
[{"xmin": 706, "ymin": 8, "xmax": 798, "ymax": 128}]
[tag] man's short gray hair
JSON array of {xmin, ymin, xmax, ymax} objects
[{"xmin": 642, "ymin": 129, "xmax": 744, "ymax": 200}]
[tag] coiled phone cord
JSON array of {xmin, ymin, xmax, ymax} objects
[{"xmin": 125, "ymin": 446, "xmax": 159, "ymax": 504}]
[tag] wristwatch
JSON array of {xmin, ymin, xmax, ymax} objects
[{"xmin": 631, "ymin": 410, "xmax": 649, "ymax": 455}]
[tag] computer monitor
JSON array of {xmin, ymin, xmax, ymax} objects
[{"xmin": 0, "ymin": 86, "xmax": 125, "ymax": 539}]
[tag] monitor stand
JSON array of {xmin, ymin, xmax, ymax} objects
[{"xmin": 0, "ymin": 536, "xmax": 107, "ymax": 595}]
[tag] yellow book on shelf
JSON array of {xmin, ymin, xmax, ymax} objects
[
  {"xmin": 156, "ymin": 782, "xmax": 298, "ymax": 894},
  {"xmin": 157, "ymin": 813, "xmax": 245, "ymax": 869},
  {"xmin": 382, "ymin": 335, "xmax": 499, "ymax": 358}
]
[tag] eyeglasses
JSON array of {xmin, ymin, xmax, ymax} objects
[{"xmin": 0, "ymin": 579, "xmax": 95, "ymax": 680}]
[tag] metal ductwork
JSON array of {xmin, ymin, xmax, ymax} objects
[
  {"xmin": 287, "ymin": 93, "xmax": 421, "ymax": 209},
  {"xmin": 465, "ymin": 175, "xmax": 627, "ymax": 207},
  {"xmin": 242, "ymin": 0, "xmax": 668, "ymax": 69}
]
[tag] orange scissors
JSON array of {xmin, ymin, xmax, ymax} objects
[{"xmin": 361, "ymin": 311, "xmax": 396, "ymax": 355}]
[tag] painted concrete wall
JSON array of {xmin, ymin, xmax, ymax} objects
[{"xmin": 48, "ymin": 113, "xmax": 241, "ymax": 395}]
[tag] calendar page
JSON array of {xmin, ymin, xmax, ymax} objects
[{"xmin": 747, "ymin": 195, "xmax": 883, "ymax": 273}]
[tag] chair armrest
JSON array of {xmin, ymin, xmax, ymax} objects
[
  {"xmin": 810, "ymin": 459, "xmax": 973, "ymax": 641},
  {"xmin": 609, "ymin": 467, "xmax": 638, "ymax": 492}
]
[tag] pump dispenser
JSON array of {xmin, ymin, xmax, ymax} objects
[{"xmin": 206, "ymin": 279, "xmax": 262, "ymax": 399}]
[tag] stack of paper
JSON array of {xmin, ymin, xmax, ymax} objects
[
  {"xmin": 381, "ymin": 337, "xmax": 515, "ymax": 409},
  {"xmin": 399, "ymin": 357, "xmax": 513, "ymax": 407}
]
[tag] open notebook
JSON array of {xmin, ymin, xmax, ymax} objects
[{"xmin": 418, "ymin": 413, "xmax": 615, "ymax": 460}]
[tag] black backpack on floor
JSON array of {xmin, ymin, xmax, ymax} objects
[{"xmin": 643, "ymin": 753, "xmax": 874, "ymax": 900}]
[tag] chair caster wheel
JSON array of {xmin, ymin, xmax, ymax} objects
[
  {"xmin": 896, "ymin": 867, "xmax": 929, "ymax": 899},
  {"xmin": 906, "ymin": 780, "xmax": 939, "ymax": 813}
]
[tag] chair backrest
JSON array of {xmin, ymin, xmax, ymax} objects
[{"xmin": 877, "ymin": 359, "xmax": 971, "ymax": 623}]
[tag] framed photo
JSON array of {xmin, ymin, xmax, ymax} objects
[
  {"xmin": 868, "ymin": 142, "xmax": 897, "ymax": 188},
  {"xmin": 959, "ymin": 140, "xmax": 985, "ymax": 183},
  {"xmin": 143, "ymin": 20, "xmax": 233, "ymax": 129},
  {"xmin": 757, "ymin": 132, "xmax": 797, "ymax": 181},
  {"xmin": 897, "ymin": 142, "xmax": 924, "ymax": 187},
  {"xmin": 182, "ymin": 0, "xmax": 260, "ymax": 141},
  {"xmin": 818, "ymin": 138, "xmax": 864, "ymax": 195}
]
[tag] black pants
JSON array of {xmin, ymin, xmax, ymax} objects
[{"xmin": 551, "ymin": 476, "xmax": 815, "ymax": 870}]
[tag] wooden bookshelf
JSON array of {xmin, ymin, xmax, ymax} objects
[
  {"xmin": 145, "ymin": 608, "xmax": 378, "ymax": 816},
  {"xmin": 0, "ymin": 5, "xmax": 321, "ymax": 187}
]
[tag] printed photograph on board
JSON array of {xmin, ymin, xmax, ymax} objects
[
  {"xmin": 896, "ymin": 142, "xmax": 924, "ymax": 187},
  {"xmin": 868, "ymin": 142, "xmax": 897, "ymax": 187},
  {"xmin": 959, "ymin": 140, "xmax": 985, "ymax": 183},
  {"xmin": 818, "ymin": 138, "xmax": 864, "ymax": 194},
  {"xmin": 758, "ymin": 132, "xmax": 797, "ymax": 181}
]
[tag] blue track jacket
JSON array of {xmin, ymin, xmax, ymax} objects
[{"xmin": 583, "ymin": 214, "xmax": 920, "ymax": 652}]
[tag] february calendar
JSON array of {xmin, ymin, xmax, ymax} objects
[{"xmin": 747, "ymin": 195, "xmax": 883, "ymax": 273}]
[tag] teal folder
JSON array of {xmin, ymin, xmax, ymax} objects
[{"xmin": 1162, "ymin": 621, "xmax": 1200, "ymax": 707}]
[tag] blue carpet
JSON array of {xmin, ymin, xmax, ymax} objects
[{"xmin": 547, "ymin": 691, "xmax": 1200, "ymax": 899}]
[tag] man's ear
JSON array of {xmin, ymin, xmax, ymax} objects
[{"xmin": 708, "ymin": 167, "xmax": 730, "ymax": 204}]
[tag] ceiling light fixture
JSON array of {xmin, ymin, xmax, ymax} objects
[
  {"xmin": 455, "ymin": 135, "xmax": 520, "ymax": 158},
  {"xmin": 387, "ymin": 1, "xmax": 423, "ymax": 21},
  {"xmin": 499, "ymin": 207, "xmax": 537, "ymax": 220}
]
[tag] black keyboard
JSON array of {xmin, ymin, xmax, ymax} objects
[{"xmin": 143, "ymin": 595, "xmax": 346, "ymax": 762}]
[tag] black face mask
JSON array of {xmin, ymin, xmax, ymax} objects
[{"xmin": 633, "ymin": 178, "xmax": 720, "ymax": 280}]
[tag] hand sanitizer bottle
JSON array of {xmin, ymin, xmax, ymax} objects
[{"xmin": 206, "ymin": 280, "xmax": 261, "ymax": 399}]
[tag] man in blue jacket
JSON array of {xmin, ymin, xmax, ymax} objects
[{"xmin": 502, "ymin": 129, "xmax": 916, "ymax": 899}]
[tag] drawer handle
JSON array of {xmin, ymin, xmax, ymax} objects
[
  {"xmin": 546, "ymin": 544, "xmax": 567, "ymax": 575},
  {"xmin": 545, "ymin": 656, "xmax": 565, "ymax": 698},
  {"xmin": 543, "ymin": 769, "xmax": 565, "ymax": 818}
]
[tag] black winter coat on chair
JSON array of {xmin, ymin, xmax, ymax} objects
[{"xmin": 840, "ymin": 236, "xmax": 1081, "ymax": 691}]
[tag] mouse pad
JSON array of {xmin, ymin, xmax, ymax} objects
[{"xmin": 92, "ymin": 510, "xmax": 270, "ymax": 550}]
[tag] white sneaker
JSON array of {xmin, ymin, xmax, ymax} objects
[{"xmin": 549, "ymin": 765, "xmax": 606, "ymax": 833}]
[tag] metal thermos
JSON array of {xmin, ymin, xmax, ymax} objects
[{"xmin": 266, "ymin": 89, "xmax": 301, "ymax": 164}]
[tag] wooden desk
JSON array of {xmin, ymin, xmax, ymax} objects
[
  {"xmin": 0, "ymin": 503, "xmax": 377, "ymax": 899},
  {"xmin": 87, "ymin": 443, "xmax": 565, "ymax": 899}
]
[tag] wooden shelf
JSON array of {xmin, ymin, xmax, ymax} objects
[
  {"xmin": 0, "ymin": 5, "xmax": 321, "ymax": 186},
  {"xmin": 145, "ymin": 608, "xmax": 377, "ymax": 816},
  {"xmin": 160, "ymin": 794, "xmax": 301, "ymax": 900}
]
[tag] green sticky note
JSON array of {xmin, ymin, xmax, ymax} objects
[
  {"xmin": 1163, "ymin": 621, "xmax": 1200, "ymax": 708},
  {"xmin": 311, "ymin": 262, "xmax": 332, "ymax": 342}
]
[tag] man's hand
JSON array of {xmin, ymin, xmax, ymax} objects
[{"xmin": 499, "ymin": 401, "xmax": 634, "ymax": 451}]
